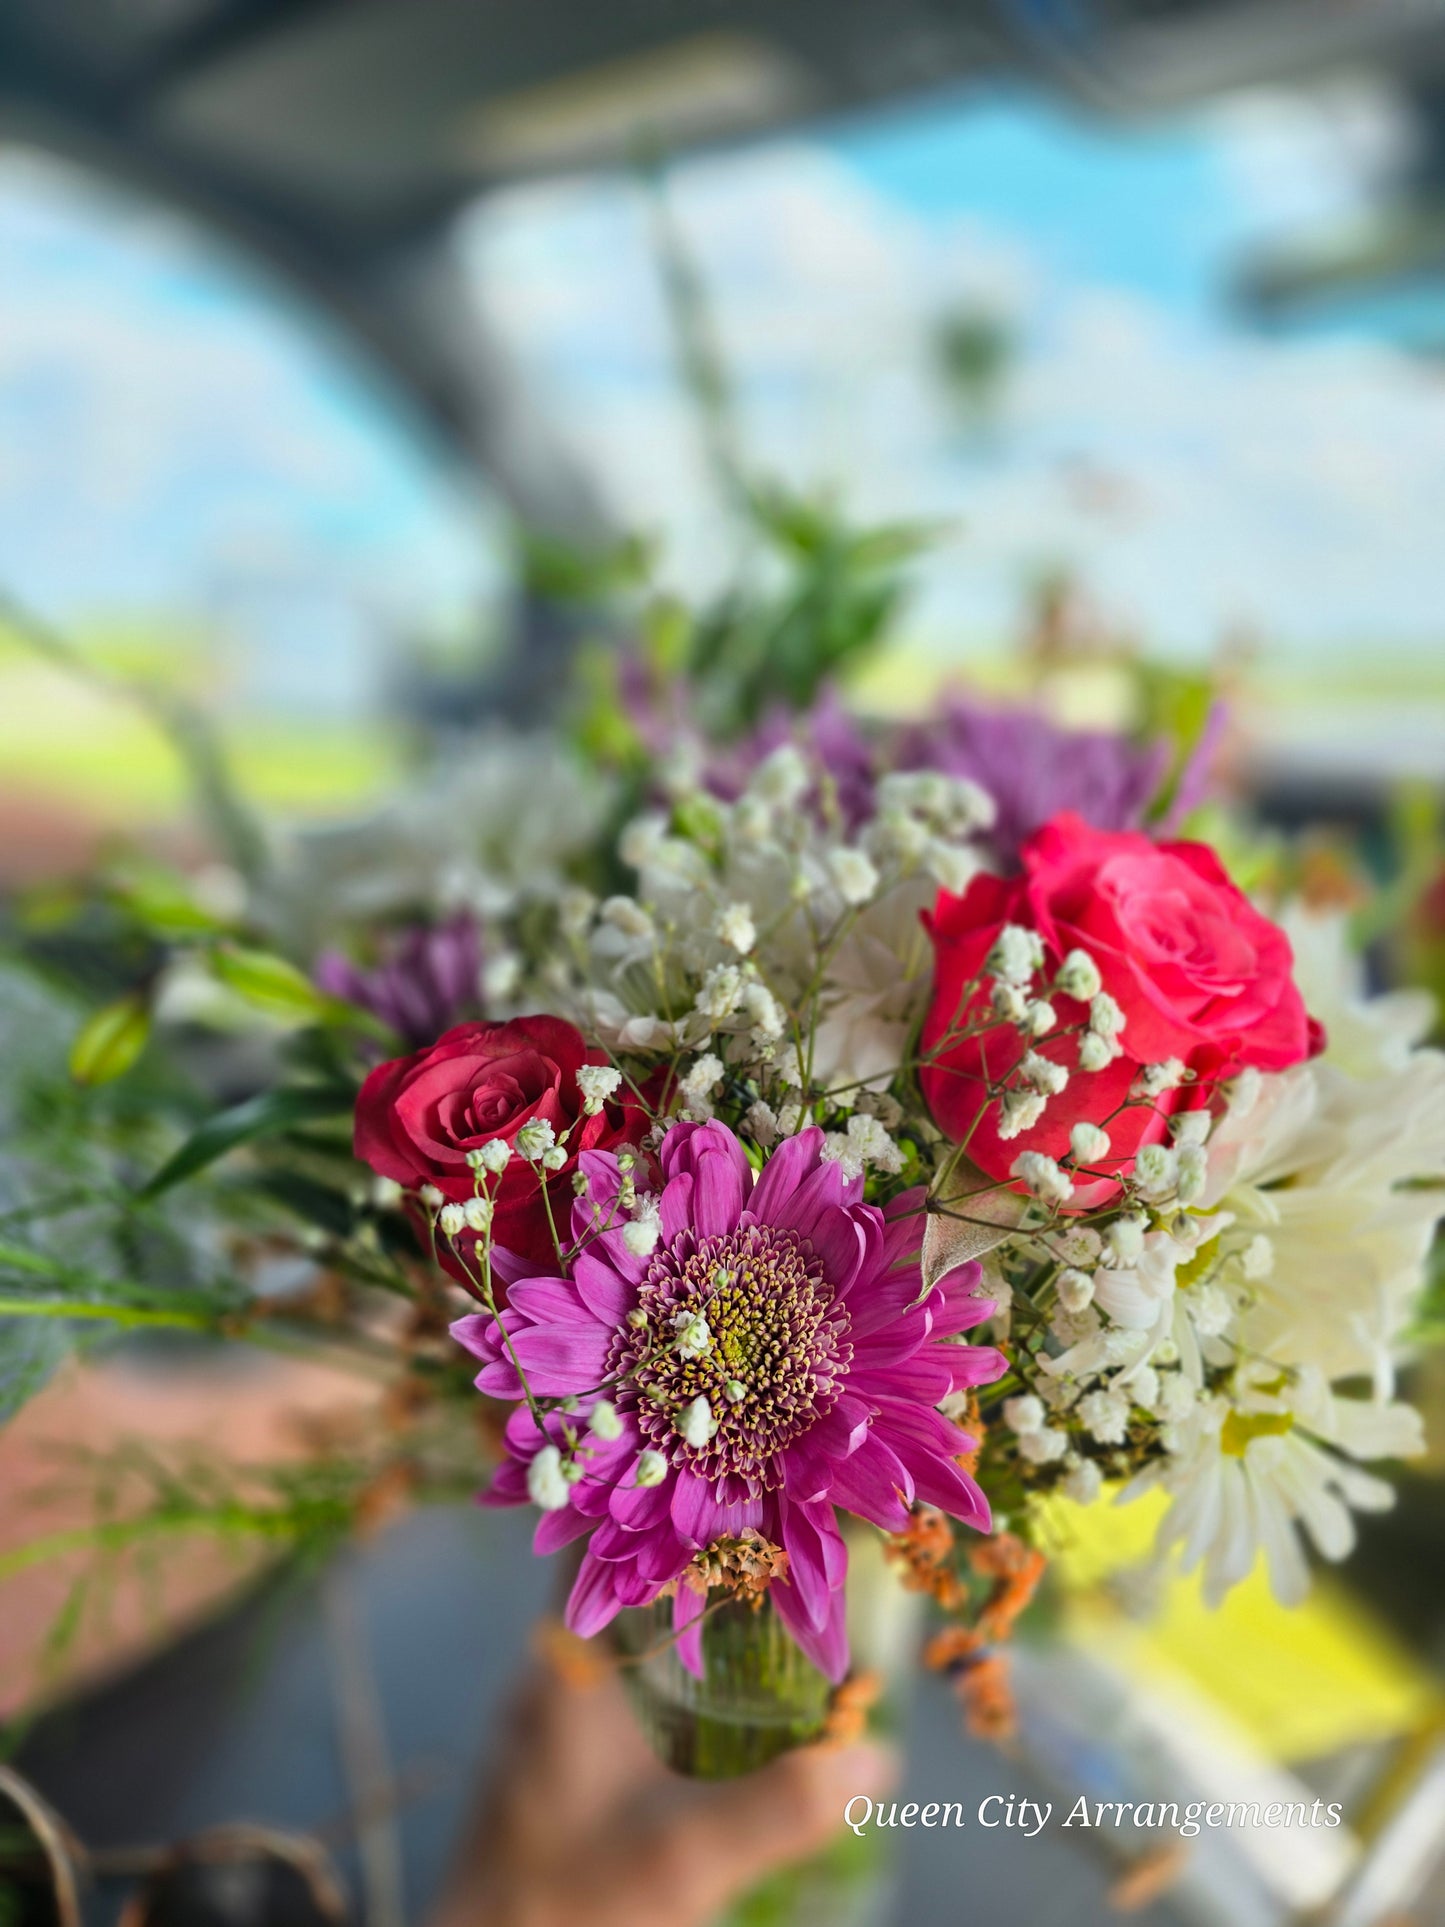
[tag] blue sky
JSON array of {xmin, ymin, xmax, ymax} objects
[
  {"xmin": 0, "ymin": 81, "xmax": 1441, "ymax": 720},
  {"xmin": 459, "ymin": 83, "xmax": 1443, "ymax": 664},
  {"xmin": 839, "ymin": 90, "xmax": 1238, "ymax": 313}
]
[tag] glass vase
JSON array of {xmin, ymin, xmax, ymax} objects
[
  {"xmin": 612, "ymin": 1591, "xmax": 832, "ymax": 1779},
  {"xmin": 612, "ymin": 1528, "xmax": 918, "ymax": 1923},
  {"xmin": 613, "ymin": 1525, "xmax": 918, "ymax": 1780}
]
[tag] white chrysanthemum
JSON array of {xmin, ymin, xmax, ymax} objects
[
  {"xmin": 808, "ymin": 875, "xmax": 937, "ymax": 1091},
  {"xmin": 267, "ymin": 727, "xmax": 609, "ymax": 951},
  {"xmin": 1201, "ymin": 908, "xmax": 1445, "ymax": 1387},
  {"xmin": 1241, "ymin": 1233, "xmax": 1275, "ymax": 1281},
  {"xmin": 1121, "ymin": 1379, "xmax": 1422, "ymax": 1608},
  {"xmin": 1093, "ymin": 1214, "xmax": 1232, "ymax": 1341}
]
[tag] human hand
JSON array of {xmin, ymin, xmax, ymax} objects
[{"xmin": 430, "ymin": 1634, "xmax": 897, "ymax": 1927}]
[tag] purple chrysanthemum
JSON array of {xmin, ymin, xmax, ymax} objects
[
  {"xmin": 452, "ymin": 1120, "xmax": 1005, "ymax": 1680},
  {"xmin": 671, "ymin": 683, "xmax": 1220, "ymax": 870},
  {"xmin": 316, "ymin": 913, "xmax": 481, "ymax": 1049},
  {"xmin": 890, "ymin": 695, "xmax": 1174, "ymax": 867}
]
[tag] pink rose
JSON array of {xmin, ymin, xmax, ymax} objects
[
  {"xmin": 920, "ymin": 813, "xmax": 1318, "ymax": 1197},
  {"xmin": 354, "ymin": 1016, "xmax": 650, "ymax": 1273}
]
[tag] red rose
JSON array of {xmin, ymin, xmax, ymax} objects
[
  {"xmin": 354, "ymin": 1016, "xmax": 649, "ymax": 1273},
  {"xmin": 920, "ymin": 813, "xmax": 1316, "ymax": 1199}
]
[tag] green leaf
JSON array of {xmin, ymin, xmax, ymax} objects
[
  {"xmin": 0, "ymin": 1315, "xmax": 68, "ymax": 1425},
  {"xmin": 69, "ymin": 993, "xmax": 151, "ymax": 1085},
  {"xmin": 138, "ymin": 1086, "xmax": 354, "ymax": 1199},
  {"xmin": 111, "ymin": 863, "xmax": 236, "ymax": 938},
  {"xmin": 248, "ymin": 1170, "xmax": 356, "ymax": 1238},
  {"xmin": 211, "ymin": 945, "xmax": 333, "ymax": 1022}
]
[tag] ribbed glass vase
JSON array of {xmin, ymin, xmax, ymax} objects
[{"xmin": 612, "ymin": 1592, "xmax": 831, "ymax": 1780}]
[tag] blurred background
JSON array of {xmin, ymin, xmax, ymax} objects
[{"xmin": 2, "ymin": 3, "xmax": 1445, "ymax": 1924}]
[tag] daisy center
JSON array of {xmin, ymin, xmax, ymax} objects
[{"xmin": 610, "ymin": 1223, "xmax": 852, "ymax": 1491}]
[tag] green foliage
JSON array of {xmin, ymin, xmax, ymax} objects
[
  {"xmin": 68, "ymin": 991, "xmax": 151, "ymax": 1085},
  {"xmin": 0, "ymin": 954, "xmax": 352, "ymax": 1423},
  {"xmin": 209, "ymin": 944, "xmax": 345, "ymax": 1025},
  {"xmin": 137, "ymin": 1084, "xmax": 355, "ymax": 1200},
  {"xmin": 105, "ymin": 859, "xmax": 240, "ymax": 940},
  {"xmin": 1132, "ymin": 659, "xmax": 1220, "ymax": 825},
  {"xmin": 0, "ymin": 589, "xmax": 269, "ymax": 886},
  {"xmin": 681, "ymin": 494, "xmax": 939, "ymax": 740},
  {"xmin": 935, "ymin": 306, "xmax": 1016, "ymax": 416},
  {"xmin": 520, "ymin": 529, "xmax": 654, "ymax": 604},
  {"xmin": 0, "ymin": 1318, "xmax": 69, "ymax": 1433},
  {"xmin": 1404, "ymin": 1211, "xmax": 1445, "ymax": 1346}
]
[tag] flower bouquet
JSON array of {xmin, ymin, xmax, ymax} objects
[
  {"xmin": 337, "ymin": 728, "xmax": 1436, "ymax": 1779},
  {"xmin": 2, "ymin": 512, "xmax": 1438, "ymax": 1801}
]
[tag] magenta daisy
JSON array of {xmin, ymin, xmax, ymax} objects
[{"xmin": 451, "ymin": 1121, "xmax": 1006, "ymax": 1680}]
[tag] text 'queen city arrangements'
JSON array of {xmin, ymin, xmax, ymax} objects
[{"xmin": 842, "ymin": 1794, "xmax": 1346, "ymax": 1838}]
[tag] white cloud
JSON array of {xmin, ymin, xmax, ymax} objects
[
  {"xmin": 463, "ymin": 132, "xmax": 1445, "ymax": 662},
  {"xmin": 0, "ymin": 147, "xmax": 495, "ymax": 716}
]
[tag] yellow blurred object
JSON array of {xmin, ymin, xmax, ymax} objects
[
  {"xmin": 1039, "ymin": 1488, "xmax": 1441, "ymax": 1762},
  {"xmin": 0, "ymin": 653, "xmax": 400, "ymax": 822}
]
